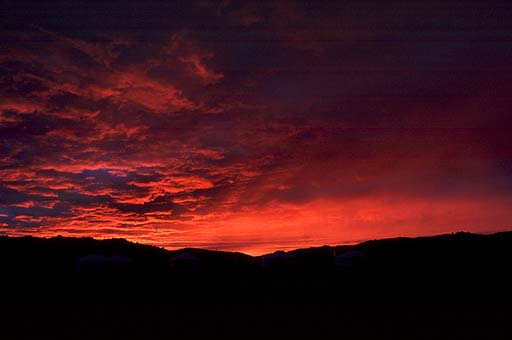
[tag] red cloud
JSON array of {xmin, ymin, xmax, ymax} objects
[
  {"xmin": 179, "ymin": 54, "xmax": 224, "ymax": 85},
  {"xmin": 2, "ymin": 4, "xmax": 512, "ymax": 255},
  {"xmin": 108, "ymin": 71, "xmax": 197, "ymax": 112}
]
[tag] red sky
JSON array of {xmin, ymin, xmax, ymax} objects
[{"xmin": 1, "ymin": 1, "xmax": 512, "ymax": 254}]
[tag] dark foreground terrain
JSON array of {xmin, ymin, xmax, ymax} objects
[{"xmin": 1, "ymin": 232, "xmax": 511, "ymax": 339}]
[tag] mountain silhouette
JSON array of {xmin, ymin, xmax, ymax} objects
[
  {"xmin": 1, "ymin": 232, "xmax": 511, "ymax": 340},
  {"xmin": 1, "ymin": 231, "xmax": 511, "ymax": 303}
]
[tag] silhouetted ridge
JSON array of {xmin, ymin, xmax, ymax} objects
[{"xmin": 1, "ymin": 231, "xmax": 511, "ymax": 302}]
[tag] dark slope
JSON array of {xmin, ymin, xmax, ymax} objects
[
  {"xmin": 1, "ymin": 232, "xmax": 511, "ymax": 340},
  {"xmin": 0, "ymin": 231, "xmax": 511, "ymax": 302},
  {"xmin": 0, "ymin": 235, "xmax": 256, "ymax": 276}
]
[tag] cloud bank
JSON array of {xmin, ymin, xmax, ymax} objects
[{"xmin": 1, "ymin": 1, "xmax": 512, "ymax": 254}]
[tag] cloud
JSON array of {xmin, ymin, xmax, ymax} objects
[
  {"xmin": 179, "ymin": 54, "xmax": 224, "ymax": 85},
  {"xmin": 1, "ymin": 1, "xmax": 512, "ymax": 254}
]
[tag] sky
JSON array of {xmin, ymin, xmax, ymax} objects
[{"xmin": 1, "ymin": 0, "xmax": 512, "ymax": 254}]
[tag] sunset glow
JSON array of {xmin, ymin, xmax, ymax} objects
[{"xmin": 1, "ymin": 1, "xmax": 512, "ymax": 254}]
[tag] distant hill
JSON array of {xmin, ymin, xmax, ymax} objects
[{"xmin": 1, "ymin": 231, "xmax": 511, "ymax": 302}]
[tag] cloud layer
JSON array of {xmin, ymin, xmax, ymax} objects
[{"xmin": 1, "ymin": 1, "xmax": 512, "ymax": 254}]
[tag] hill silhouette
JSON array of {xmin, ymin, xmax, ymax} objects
[
  {"xmin": 1, "ymin": 232, "xmax": 511, "ymax": 340},
  {"xmin": 1, "ymin": 231, "xmax": 511, "ymax": 303}
]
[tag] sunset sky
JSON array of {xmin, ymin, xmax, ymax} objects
[{"xmin": 1, "ymin": 1, "xmax": 512, "ymax": 254}]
